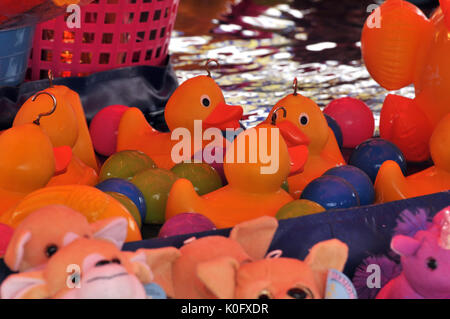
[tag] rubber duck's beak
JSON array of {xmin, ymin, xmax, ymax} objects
[
  {"xmin": 203, "ymin": 102, "xmax": 243, "ymax": 131},
  {"xmin": 277, "ymin": 120, "xmax": 310, "ymax": 176},
  {"xmin": 53, "ymin": 146, "xmax": 72, "ymax": 175}
]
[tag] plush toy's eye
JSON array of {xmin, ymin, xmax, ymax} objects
[
  {"xmin": 257, "ymin": 289, "xmax": 272, "ymax": 299},
  {"xmin": 299, "ymin": 113, "xmax": 309, "ymax": 126},
  {"xmin": 112, "ymin": 258, "xmax": 121, "ymax": 264},
  {"xmin": 45, "ymin": 244, "xmax": 58, "ymax": 258},
  {"xmin": 95, "ymin": 259, "xmax": 111, "ymax": 267},
  {"xmin": 287, "ymin": 287, "xmax": 310, "ymax": 299},
  {"xmin": 200, "ymin": 95, "xmax": 211, "ymax": 107},
  {"xmin": 427, "ymin": 257, "xmax": 437, "ymax": 270}
]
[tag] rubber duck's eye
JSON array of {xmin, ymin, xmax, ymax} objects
[
  {"xmin": 257, "ymin": 289, "xmax": 272, "ymax": 299},
  {"xmin": 287, "ymin": 287, "xmax": 310, "ymax": 299},
  {"xmin": 427, "ymin": 257, "xmax": 437, "ymax": 270},
  {"xmin": 45, "ymin": 244, "xmax": 58, "ymax": 258},
  {"xmin": 200, "ymin": 95, "xmax": 211, "ymax": 107},
  {"xmin": 299, "ymin": 113, "xmax": 309, "ymax": 126}
]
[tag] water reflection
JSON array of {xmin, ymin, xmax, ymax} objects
[{"xmin": 170, "ymin": 0, "xmax": 433, "ymax": 131}]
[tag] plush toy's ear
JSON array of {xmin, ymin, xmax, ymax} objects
[
  {"xmin": 305, "ymin": 239, "xmax": 349, "ymax": 298},
  {"xmin": 391, "ymin": 235, "xmax": 421, "ymax": 257},
  {"xmin": 4, "ymin": 231, "xmax": 32, "ymax": 272},
  {"xmin": 0, "ymin": 271, "xmax": 48, "ymax": 299},
  {"xmin": 91, "ymin": 217, "xmax": 127, "ymax": 249},
  {"xmin": 197, "ymin": 257, "xmax": 239, "ymax": 299},
  {"xmin": 139, "ymin": 247, "xmax": 181, "ymax": 298},
  {"xmin": 229, "ymin": 216, "xmax": 278, "ymax": 260},
  {"xmin": 125, "ymin": 251, "xmax": 154, "ymax": 284}
]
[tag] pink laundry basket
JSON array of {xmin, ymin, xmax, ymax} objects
[{"xmin": 28, "ymin": 0, "xmax": 179, "ymax": 80}]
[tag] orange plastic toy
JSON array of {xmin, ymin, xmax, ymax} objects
[
  {"xmin": 0, "ymin": 124, "xmax": 64, "ymax": 215},
  {"xmin": 362, "ymin": 0, "xmax": 450, "ymax": 162},
  {"xmin": 374, "ymin": 114, "xmax": 450, "ymax": 203},
  {"xmin": 263, "ymin": 80, "xmax": 345, "ymax": 199},
  {"xmin": 0, "ymin": 185, "xmax": 142, "ymax": 243},
  {"xmin": 13, "ymin": 81, "xmax": 98, "ymax": 172},
  {"xmin": 165, "ymin": 122, "xmax": 309, "ymax": 229},
  {"xmin": 117, "ymin": 60, "xmax": 243, "ymax": 169}
]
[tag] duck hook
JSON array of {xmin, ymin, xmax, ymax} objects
[
  {"xmin": 32, "ymin": 91, "xmax": 57, "ymax": 126},
  {"xmin": 293, "ymin": 77, "xmax": 299, "ymax": 96},
  {"xmin": 271, "ymin": 106, "xmax": 287, "ymax": 126},
  {"xmin": 205, "ymin": 59, "xmax": 220, "ymax": 78}
]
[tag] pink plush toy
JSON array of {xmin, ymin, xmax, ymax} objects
[{"xmin": 377, "ymin": 206, "xmax": 450, "ymax": 299}]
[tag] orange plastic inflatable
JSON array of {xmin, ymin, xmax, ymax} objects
[
  {"xmin": 13, "ymin": 84, "xmax": 98, "ymax": 171},
  {"xmin": 165, "ymin": 122, "xmax": 309, "ymax": 229},
  {"xmin": 0, "ymin": 124, "xmax": 59, "ymax": 215},
  {"xmin": 0, "ymin": 185, "xmax": 142, "ymax": 243},
  {"xmin": 361, "ymin": 0, "xmax": 450, "ymax": 162},
  {"xmin": 374, "ymin": 113, "xmax": 450, "ymax": 203},
  {"xmin": 117, "ymin": 62, "xmax": 243, "ymax": 170},
  {"xmin": 263, "ymin": 82, "xmax": 345, "ymax": 199}
]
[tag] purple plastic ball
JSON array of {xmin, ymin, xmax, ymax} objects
[{"xmin": 158, "ymin": 213, "xmax": 216, "ymax": 238}]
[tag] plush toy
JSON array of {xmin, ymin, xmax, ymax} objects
[
  {"xmin": 354, "ymin": 206, "xmax": 450, "ymax": 299},
  {"xmin": 165, "ymin": 122, "xmax": 308, "ymax": 228},
  {"xmin": 361, "ymin": 0, "xmax": 450, "ymax": 162},
  {"xmin": 0, "ymin": 185, "xmax": 142, "ymax": 243},
  {"xmin": 165, "ymin": 216, "xmax": 279, "ymax": 298},
  {"xmin": 376, "ymin": 206, "xmax": 450, "ymax": 299},
  {"xmin": 263, "ymin": 81, "xmax": 345, "ymax": 199},
  {"xmin": 3, "ymin": 205, "xmax": 128, "ymax": 272},
  {"xmin": 0, "ymin": 238, "xmax": 154, "ymax": 299},
  {"xmin": 374, "ymin": 114, "xmax": 450, "ymax": 203},
  {"xmin": 116, "ymin": 61, "xmax": 243, "ymax": 170},
  {"xmin": 196, "ymin": 239, "xmax": 349, "ymax": 299},
  {"xmin": 13, "ymin": 84, "xmax": 99, "ymax": 184}
]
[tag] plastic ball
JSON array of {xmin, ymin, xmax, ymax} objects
[
  {"xmin": 349, "ymin": 138, "xmax": 407, "ymax": 183},
  {"xmin": 276, "ymin": 199, "xmax": 325, "ymax": 220},
  {"xmin": 96, "ymin": 178, "xmax": 146, "ymax": 222},
  {"xmin": 99, "ymin": 150, "xmax": 157, "ymax": 182},
  {"xmin": 130, "ymin": 168, "xmax": 178, "ymax": 224},
  {"xmin": 301, "ymin": 175, "xmax": 360, "ymax": 209},
  {"xmin": 324, "ymin": 114, "xmax": 343, "ymax": 149},
  {"xmin": 0, "ymin": 223, "xmax": 14, "ymax": 256},
  {"xmin": 171, "ymin": 162, "xmax": 222, "ymax": 196},
  {"xmin": 324, "ymin": 165, "xmax": 375, "ymax": 206},
  {"xmin": 105, "ymin": 191, "xmax": 142, "ymax": 229},
  {"xmin": 158, "ymin": 213, "xmax": 216, "ymax": 238},
  {"xmin": 89, "ymin": 105, "xmax": 129, "ymax": 157},
  {"xmin": 192, "ymin": 146, "xmax": 227, "ymax": 185},
  {"xmin": 323, "ymin": 97, "xmax": 375, "ymax": 148}
]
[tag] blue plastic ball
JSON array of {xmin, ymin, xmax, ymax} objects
[
  {"xmin": 96, "ymin": 178, "xmax": 147, "ymax": 221},
  {"xmin": 324, "ymin": 114, "xmax": 343, "ymax": 149},
  {"xmin": 301, "ymin": 175, "xmax": 360, "ymax": 210},
  {"xmin": 349, "ymin": 138, "xmax": 407, "ymax": 183},
  {"xmin": 323, "ymin": 165, "xmax": 375, "ymax": 206}
]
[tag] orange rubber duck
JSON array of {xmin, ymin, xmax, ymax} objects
[
  {"xmin": 0, "ymin": 123, "xmax": 71, "ymax": 215},
  {"xmin": 263, "ymin": 79, "xmax": 345, "ymax": 199},
  {"xmin": 165, "ymin": 121, "xmax": 309, "ymax": 229},
  {"xmin": 362, "ymin": 0, "xmax": 450, "ymax": 162},
  {"xmin": 374, "ymin": 113, "xmax": 450, "ymax": 203},
  {"xmin": 13, "ymin": 77, "xmax": 98, "ymax": 185},
  {"xmin": 117, "ymin": 60, "xmax": 243, "ymax": 170}
]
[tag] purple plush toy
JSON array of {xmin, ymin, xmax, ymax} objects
[{"xmin": 376, "ymin": 206, "xmax": 450, "ymax": 299}]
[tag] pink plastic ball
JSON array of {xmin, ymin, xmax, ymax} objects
[
  {"xmin": 158, "ymin": 213, "xmax": 216, "ymax": 238},
  {"xmin": 323, "ymin": 97, "xmax": 375, "ymax": 148},
  {"xmin": 89, "ymin": 105, "xmax": 129, "ymax": 157},
  {"xmin": 0, "ymin": 223, "xmax": 14, "ymax": 256}
]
